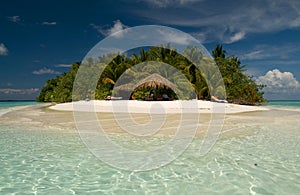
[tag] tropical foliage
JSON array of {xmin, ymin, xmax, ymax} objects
[
  {"xmin": 212, "ymin": 45, "xmax": 265, "ymax": 104},
  {"xmin": 36, "ymin": 62, "xmax": 80, "ymax": 102},
  {"xmin": 37, "ymin": 45, "xmax": 266, "ymax": 105}
]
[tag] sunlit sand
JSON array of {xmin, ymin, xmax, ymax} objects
[{"xmin": 49, "ymin": 100, "xmax": 268, "ymax": 114}]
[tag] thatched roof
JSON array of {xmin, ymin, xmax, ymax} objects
[
  {"xmin": 134, "ymin": 73, "xmax": 177, "ymax": 91},
  {"xmin": 113, "ymin": 73, "xmax": 177, "ymax": 92},
  {"xmin": 114, "ymin": 83, "xmax": 134, "ymax": 91}
]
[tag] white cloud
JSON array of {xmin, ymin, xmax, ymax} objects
[
  {"xmin": 157, "ymin": 28, "xmax": 194, "ymax": 45},
  {"xmin": 32, "ymin": 68, "xmax": 61, "ymax": 75},
  {"xmin": 42, "ymin": 21, "xmax": 57, "ymax": 26},
  {"xmin": 91, "ymin": 20, "xmax": 128, "ymax": 38},
  {"xmin": 108, "ymin": 20, "xmax": 126, "ymax": 35},
  {"xmin": 0, "ymin": 88, "xmax": 39, "ymax": 95},
  {"xmin": 136, "ymin": 0, "xmax": 300, "ymax": 43},
  {"xmin": 256, "ymin": 69, "xmax": 300, "ymax": 95},
  {"xmin": 0, "ymin": 43, "xmax": 8, "ymax": 56},
  {"xmin": 190, "ymin": 32, "xmax": 206, "ymax": 43},
  {"xmin": 240, "ymin": 44, "xmax": 300, "ymax": 61},
  {"xmin": 227, "ymin": 32, "xmax": 246, "ymax": 43},
  {"xmin": 55, "ymin": 64, "xmax": 72, "ymax": 68},
  {"xmin": 90, "ymin": 23, "xmax": 102, "ymax": 33},
  {"xmin": 242, "ymin": 50, "xmax": 265, "ymax": 60},
  {"xmin": 7, "ymin": 15, "xmax": 20, "ymax": 23}
]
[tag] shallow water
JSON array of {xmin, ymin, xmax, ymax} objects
[
  {"xmin": 266, "ymin": 100, "xmax": 300, "ymax": 109},
  {"xmin": 0, "ymin": 102, "xmax": 299, "ymax": 194}
]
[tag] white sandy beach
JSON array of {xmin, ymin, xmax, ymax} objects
[
  {"xmin": 49, "ymin": 100, "xmax": 268, "ymax": 114},
  {"xmin": 2, "ymin": 100, "xmax": 299, "ymax": 139}
]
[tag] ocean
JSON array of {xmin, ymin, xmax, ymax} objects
[
  {"xmin": 265, "ymin": 100, "xmax": 300, "ymax": 109},
  {"xmin": 0, "ymin": 101, "xmax": 299, "ymax": 194},
  {"xmin": 0, "ymin": 100, "xmax": 38, "ymax": 108}
]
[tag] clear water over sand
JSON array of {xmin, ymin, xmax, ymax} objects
[{"xmin": 0, "ymin": 102, "xmax": 299, "ymax": 194}]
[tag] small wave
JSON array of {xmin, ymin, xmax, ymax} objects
[
  {"xmin": 0, "ymin": 108, "xmax": 12, "ymax": 117},
  {"xmin": 266, "ymin": 100, "xmax": 300, "ymax": 109},
  {"xmin": 0, "ymin": 105, "xmax": 38, "ymax": 117}
]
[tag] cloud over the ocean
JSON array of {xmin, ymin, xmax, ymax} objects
[
  {"xmin": 32, "ymin": 68, "xmax": 61, "ymax": 75},
  {"xmin": 256, "ymin": 69, "xmax": 300, "ymax": 98},
  {"xmin": 0, "ymin": 88, "xmax": 39, "ymax": 95},
  {"xmin": 0, "ymin": 88, "xmax": 39, "ymax": 100},
  {"xmin": 55, "ymin": 64, "xmax": 72, "ymax": 68}
]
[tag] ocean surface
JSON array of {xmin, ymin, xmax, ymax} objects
[
  {"xmin": 0, "ymin": 101, "xmax": 299, "ymax": 194},
  {"xmin": 265, "ymin": 100, "xmax": 300, "ymax": 109},
  {"xmin": 0, "ymin": 101, "xmax": 38, "ymax": 116},
  {"xmin": 0, "ymin": 100, "xmax": 39, "ymax": 108}
]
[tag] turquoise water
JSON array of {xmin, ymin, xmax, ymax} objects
[
  {"xmin": 266, "ymin": 100, "xmax": 300, "ymax": 109},
  {"xmin": 0, "ymin": 101, "xmax": 38, "ymax": 116},
  {"xmin": 0, "ymin": 101, "xmax": 300, "ymax": 194},
  {"xmin": 0, "ymin": 100, "xmax": 38, "ymax": 108}
]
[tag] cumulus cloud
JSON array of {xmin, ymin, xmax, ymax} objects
[
  {"xmin": 7, "ymin": 15, "xmax": 20, "ymax": 23},
  {"xmin": 42, "ymin": 21, "xmax": 57, "ymax": 26},
  {"xmin": 32, "ymin": 68, "xmax": 61, "ymax": 75},
  {"xmin": 256, "ymin": 69, "xmax": 300, "ymax": 95},
  {"xmin": 0, "ymin": 43, "xmax": 8, "ymax": 56},
  {"xmin": 0, "ymin": 88, "xmax": 39, "ymax": 95},
  {"xmin": 91, "ymin": 20, "xmax": 128, "ymax": 38},
  {"xmin": 108, "ymin": 20, "xmax": 127, "ymax": 36}
]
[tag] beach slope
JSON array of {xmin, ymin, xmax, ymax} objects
[{"xmin": 49, "ymin": 100, "xmax": 268, "ymax": 114}]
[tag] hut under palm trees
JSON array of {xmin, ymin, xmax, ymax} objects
[
  {"xmin": 134, "ymin": 73, "xmax": 177, "ymax": 91},
  {"xmin": 113, "ymin": 73, "xmax": 178, "ymax": 100}
]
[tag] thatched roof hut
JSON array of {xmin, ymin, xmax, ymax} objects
[
  {"xmin": 113, "ymin": 83, "xmax": 134, "ymax": 91},
  {"xmin": 114, "ymin": 73, "xmax": 177, "ymax": 92},
  {"xmin": 134, "ymin": 73, "xmax": 177, "ymax": 91}
]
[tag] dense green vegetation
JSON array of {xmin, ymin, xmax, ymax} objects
[
  {"xmin": 36, "ymin": 62, "xmax": 80, "ymax": 102},
  {"xmin": 212, "ymin": 45, "xmax": 265, "ymax": 104},
  {"xmin": 36, "ymin": 45, "xmax": 266, "ymax": 105}
]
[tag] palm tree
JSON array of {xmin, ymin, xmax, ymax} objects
[
  {"xmin": 101, "ymin": 54, "xmax": 131, "ymax": 85},
  {"xmin": 212, "ymin": 44, "xmax": 226, "ymax": 59}
]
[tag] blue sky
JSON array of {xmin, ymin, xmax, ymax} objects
[{"xmin": 0, "ymin": 0, "xmax": 300, "ymax": 100}]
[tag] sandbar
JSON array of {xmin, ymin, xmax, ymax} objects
[
  {"xmin": 0, "ymin": 101, "xmax": 270, "ymax": 137},
  {"xmin": 49, "ymin": 100, "xmax": 269, "ymax": 114}
]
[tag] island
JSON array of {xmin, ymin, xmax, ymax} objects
[{"xmin": 36, "ymin": 45, "xmax": 266, "ymax": 107}]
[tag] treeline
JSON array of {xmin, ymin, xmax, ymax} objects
[
  {"xmin": 36, "ymin": 45, "xmax": 265, "ymax": 105},
  {"xmin": 36, "ymin": 62, "xmax": 80, "ymax": 102}
]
